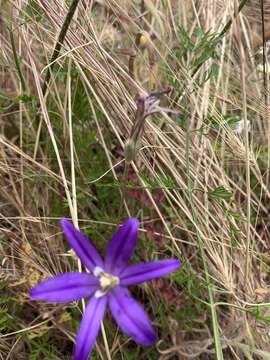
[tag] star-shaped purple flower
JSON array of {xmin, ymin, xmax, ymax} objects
[{"xmin": 29, "ymin": 218, "xmax": 180, "ymax": 360}]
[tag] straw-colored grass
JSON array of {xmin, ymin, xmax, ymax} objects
[{"xmin": 1, "ymin": 0, "xmax": 270, "ymax": 358}]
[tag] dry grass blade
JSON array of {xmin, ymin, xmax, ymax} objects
[{"xmin": 1, "ymin": 0, "xmax": 270, "ymax": 359}]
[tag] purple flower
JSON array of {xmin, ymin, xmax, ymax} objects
[
  {"xmin": 124, "ymin": 88, "xmax": 183, "ymax": 164},
  {"xmin": 29, "ymin": 218, "xmax": 180, "ymax": 360}
]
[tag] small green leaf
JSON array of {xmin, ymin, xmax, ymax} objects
[
  {"xmin": 0, "ymin": 91, "xmax": 12, "ymax": 101},
  {"xmin": 22, "ymin": 0, "xmax": 43, "ymax": 23},
  {"xmin": 140, "ymin": 174, "xmax": 158, "ymax": 188},
  {"xmin": 208, "ymin": 186, "xmax": 233, "ymax": 201},
  {"xmin": 15, "ymin": 94, "xmax": 36, "ymax": 103}
]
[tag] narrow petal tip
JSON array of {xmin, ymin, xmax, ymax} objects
[
  {"xmin": 104, "ymin": 218, "xmax": 140, "ymax": 274},
  {"xmin": 122, "ymin": 217, "xmax": 140, "ymax": 229},
  {"xmin": 60, "ymin": 217, "xmax": 69, "ymax": 223},
  {"xmin": 60, "ymin": 218, "xmax": 104, "ymax": 271},
  {"xmin": 60, "ymin": 217, "xmax": 72, "ymax": 231},
  {"xmin": 74, "ymin": 296, "xmax": 107, "ymax": 360},
  {"xmin": 29, "ymin": 287, "xmax": 37, "ymax": 299},
  {"xmin": 109, "ymin": 287, "xmax": 156, "ymax": 347},
  {"xmin": 171, "ymin": 259, "xmax": 181, "ymax": 270},
  {"xmin": 120, "ymin": 258, "xmax": 181, "ymax": 286},
  {"xmin": 144, "ymin": 332, "xmax": 157, "ymax": 346},
  {"xmin": 29, "ymin": 273, "xmax": 99, "ymax": 304}
]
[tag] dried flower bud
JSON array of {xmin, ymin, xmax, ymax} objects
[
  {"xmin": 135, "ymin": 32, "xmax": 151, "ymax": 50},
  {"xmin": 125, "ymin": 88, "xmax": 182, "ymax": 163}
]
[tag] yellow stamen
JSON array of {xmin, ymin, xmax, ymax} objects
[{"xmin": 99, "ymin": 272, "xmax": 119, "ymax": 292}]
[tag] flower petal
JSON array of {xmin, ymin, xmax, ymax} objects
[
  {"xmin": 74, "ymin": 296, "xmax": 107, "ymax": 360},
  {"xmin": 29, "ymin": 272, "xmax": 99, "ymax": 303},
  {"xmin": 108, "ymin": 286, "xmax": 156, "ymax": 346},
  {"xmin": 61, "ymin": 218, "xmax": 104, "ymax": 271},
  {"xmin": 104, "ymin": 218, "xmax": 139, "ymax": 274},
  {"xmin": 119, "ymin": 259, "xmax": 180, "ymax": 286}
]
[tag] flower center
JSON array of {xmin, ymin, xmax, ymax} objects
[
  {"xmin": 93, "ymin": 267, "xmax": 119, "ymax": 298},
  {"xmin": 99, "ymin": 272, "xmax": 119, "ymax": 292}
]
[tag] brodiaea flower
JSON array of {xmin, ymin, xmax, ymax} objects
[{"xmin": 30, "ymin": 218, "xmax": 180, "ymax": 360}]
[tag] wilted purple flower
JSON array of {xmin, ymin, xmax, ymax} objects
[
  {"xmin": 125, "ymin": 88, "xmax": 183, "ymax": 163},
  {"xmin": 30, "ymin": 218, "xmax": 180, "ymax": 360},
  {"xmin": 138, "ymin": 88, "xmax": 182, "ymax": 119}
]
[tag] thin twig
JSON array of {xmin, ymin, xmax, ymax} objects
[
  {"xmin": 219, "ymin": 0, "xmax": 249, "ymax": 39},
  {"xmin": 34, "ymin": 0, "xmax": 81, "ymax": 159},
  {"xmin": 42, "ymin": 0, "xmax": 81, "ymax": 97}
]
